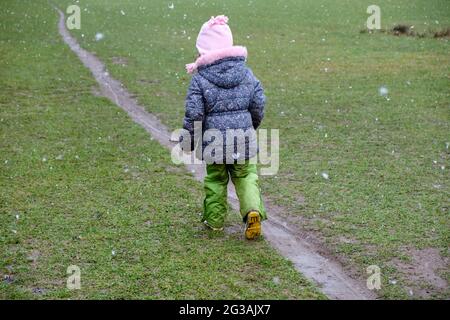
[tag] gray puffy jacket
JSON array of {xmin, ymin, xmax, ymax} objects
[{"xmin": 182, "ymin": 56, "xmax": 265, "ymax": 163}]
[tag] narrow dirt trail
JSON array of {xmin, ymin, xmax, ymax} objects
[{"xmin": 56, "ymin": 8, "xmax": 376, "ymax": 300}]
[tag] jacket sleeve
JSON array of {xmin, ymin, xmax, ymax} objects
[
  {"xmin": 182, "ymin": 76, "xmax": 204, "ymax": 151},
  {"xmin": 249, "ymin": 75, "xmax": 265, "ymax": 129}
]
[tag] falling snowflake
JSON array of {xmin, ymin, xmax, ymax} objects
[
  {"xmin": 321, "ymin": 172, "xmax": 329, "ymax": 180},
  {"xmin": 111, "ymin": 250, "xmax": 116, "ymax": 256},
  {"xmin": 120, "ymin": 10, "xmax": 126, "ymax": 16},
  {"xmin": 95, "ymin": 33, "xmax": 104, "ymax": 41},
  {"xmin": 378, "ymin": 86, "xmax": 389, "ymax": 97},
  {"xmin": 168, "ymin": 3, "xmax": 174, "ymax": 9}
]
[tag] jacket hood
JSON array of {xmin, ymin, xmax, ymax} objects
[{"xmin": 198, "ymin": 57, "xmax": 247, "ymax": 89}]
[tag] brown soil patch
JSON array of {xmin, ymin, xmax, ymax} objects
[{"xmin": 390, "ymin": 247, "xmax": 449, "ymax": 298}]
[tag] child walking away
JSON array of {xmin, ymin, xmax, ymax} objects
[{"xmin": 181, "ymin": 15, "xmax": 267, "ymax": 240}]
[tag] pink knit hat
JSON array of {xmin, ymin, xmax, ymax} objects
[
  {"xmin": 195, "ymin": 15, "xmax": 233, "ymax": 55},
  {"xmin": 186, "ymin": 15, "xmax": 247, "ymax": 74}
]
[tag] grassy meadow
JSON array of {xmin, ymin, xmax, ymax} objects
[{"xmin": 1, "ymin": 0, "xmax": 449, "ymax": 299}]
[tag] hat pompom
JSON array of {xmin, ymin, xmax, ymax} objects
[{"xmin": 207, "ymin": 15, "xmax": 229, "ymax": 27}]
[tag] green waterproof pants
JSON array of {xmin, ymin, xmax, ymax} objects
[{"xmin": 203, "ymin": 161, "xmax": 267, "ymax": 229}]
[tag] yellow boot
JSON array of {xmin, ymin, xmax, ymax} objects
[{"xmin": 245, "ymin": 211, "xmax": 261, "ymax": 240}]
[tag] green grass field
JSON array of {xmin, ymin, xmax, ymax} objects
[
  {"xmin": 0, "ymin": 0, "xmax": 324, "ymax": 299},
  {"xmin": 1, "ymin": 0, "xmax": 449, "ymax": 299}
]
